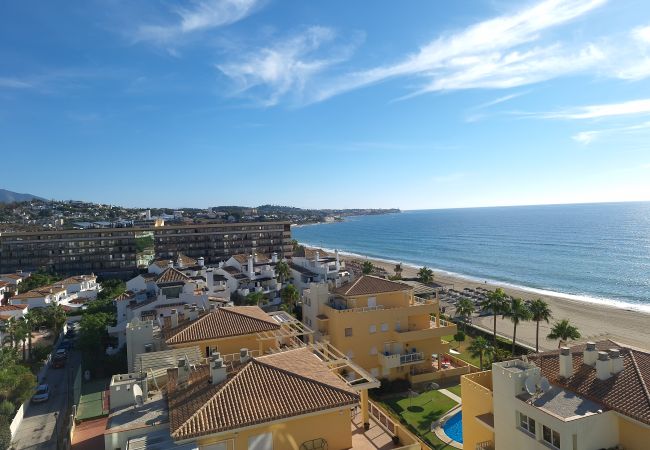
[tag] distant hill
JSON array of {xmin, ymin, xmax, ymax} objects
[{"xmin": 0, "ymin": 189, "xmax": 46, "ymax": 203}]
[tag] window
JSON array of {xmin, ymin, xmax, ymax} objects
[
  {"xmin": 518, "ymin": 412, "xmax": 535, "ymax": 435},
  {"xmin": 345, "ymin": 327, "xmax": 353, "ymax": 337},
  {"xmin": 543, "ymin": 425, "xmax": 560, "ymax": 449},
  {"xmin": 380, "ymin": 323, "xmax": 388, "ymax": 332},
  {"xmin": 369, "ymin": 324, "xmax": 377, "ymax": 334}
]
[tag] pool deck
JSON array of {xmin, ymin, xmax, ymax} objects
[{"xmin": 432, "ymin": 388, "xmax": 464, "ymax": 449}]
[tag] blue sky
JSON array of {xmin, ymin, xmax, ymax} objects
[{"xmin": 2, "ymin": 0, "xmax": 650, "ymax": 209}]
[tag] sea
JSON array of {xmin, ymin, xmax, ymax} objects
[{"xmin": 293, "ymin": 202, "xmax": 650, "ymax": 312}]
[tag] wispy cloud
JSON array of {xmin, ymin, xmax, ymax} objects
[
  {"xmin": 0, "ymin": 77, "xmax": 33, "ymax": 89},
  {"xmin": 473, "ymin": 91, "xmax": 531, "ymax": 110},
  {"xmin": 217, "ymin": 26, "xmax": 361, "ymax": 106},
  {"xmin": 542, "ymin": 98, "xmax": 650, "ymax": 119},
  {"xmin": 308, "ymin": 0, "xmax": 607, "ymax": 103},
  {"xmin": 135, "ymin": 0, "xmax": 262, "ymax": 46},
  {"xmin": 612, "ymin": 25, "xmax": 650, "ymax": 80},
  {"xmin": 572, "ymin": 120, "xmax": 650, "ymax": 144}
]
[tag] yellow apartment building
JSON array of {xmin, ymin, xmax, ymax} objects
[
  {"xmin": 461, "ymin": 340, "xmax": 650, "ymax": 450},
  {"xmin": 125, "ymin": 305, "xmax": 312, "ymax": 372},
  {"xmin": 303, "ymin": 275, "xmax": 464, "ymax": 385}
]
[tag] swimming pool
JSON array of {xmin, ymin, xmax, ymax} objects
[{"xmin": 442, "ymin": 411, "xmax": 463, "ymax": 444}]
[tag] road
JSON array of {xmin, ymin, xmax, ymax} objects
[{"xmin": 12, "ymin": 326, "xmax": 81, "ymax": 450}]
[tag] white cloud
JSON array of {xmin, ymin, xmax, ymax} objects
[
  {"xmin": 217, "ymin": 26, "xmax": 359, "ymax": 106},
  {"xmin": 632, "ymin": 25, "xmax": 650, "ymax": 45},
  {"xmin": 572, "ymin": 121, "xmax": 650, "ymax": 144},
  {"xmin": 612, "ymin": 25, "xmax": 650, "ymax": 80},
  {"xmin": 136, "ymin": 0, "xmax": 261, "ymax": 45},
  {"xmin": 473, "ymin": 91, "xmax": 531, "ymax": 110},
  {"xmin": 544, "ymin": 98, "xmax": 650, "ymax": 119},
  {"xmin": 309, "ymin": 0, "xmax": 607, "ymax": 103},
  {"xmin": 0, "ymin": 78, "xmax": 32, "ymax": 89}
]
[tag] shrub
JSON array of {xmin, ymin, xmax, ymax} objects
[
  {"xmin": 0, "ymin": 401, "xmax": 13, "ymax": 418},
  {"xmin": 0, "ymin": 417, "xmax": 10, "ymax": 450}
]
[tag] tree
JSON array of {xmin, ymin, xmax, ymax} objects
[
  {"xmin": 393, "ymin": 263, "xmax": 403, "ymax": 280},
  {"xmin": 479, "ymin": 288, "xmax": 508, "ymax": 346},
  {"xmin": 362, "ymin": 261, "xmax": 374, "ymax": 275},
  {"xmin": 17, "ymin": 271, "xmax": 62, "ymax": 294},
  {"xmin": 453, "ymin": 331, "xmax": 466, "ymax": 350},
  {"xmin": 78, "ymin": 312, "xmax": 113, "ymax": 368},
  {"xmin": 43, "ymin": 304, "xmax": 67, "ymax": 334},
  {"xmin": 245, "ymin": 291, "xmax": 265, "ymax": 306},
  {"xmin": 468, "ymin": 336, "xmax": 492, "ymax": 370},
  {"xmin": 14, "ymin": 320, "xmax": 29, "ymax": 362},
  {"xmin": 275, "ymin": 260, "xmax": 290, "ymax": 283},
  {"xmin": 547, "ymin": 319, "xmax": 581, "ymax": 348},
  {"xmin": 529, "ymin": 299, "xmax": 552, "ymax": 352},
  {"xmin": 280, "ymin": 284, "xmax": 299, "ymax": 314},
  {"xmin": 417, "ymin": 267, "xmax": 434, "ymax": 284},
  {"xmin": 503, "ymin": 298, "xmax": 532, "ymax": 355},
  {"xmin": 455, "ymin": 297, "xmax": 475, "ymax": 332}
]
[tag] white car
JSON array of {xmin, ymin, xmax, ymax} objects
[{"xmin": 31, "ymin": 384, "xmax": 50, "ymax": 403}]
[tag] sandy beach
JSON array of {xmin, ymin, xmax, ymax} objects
[{"xmin": 312, "ymin": 247, "xmax": 650, "ymax": 352}]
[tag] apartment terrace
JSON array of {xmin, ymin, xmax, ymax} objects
[
  {"xmin": 393, "ymin": 318, "xmax": 456, "ymax": 341},
  {"xmin": 325, "ymin": 296, "xmax": 438, "ymax": 314}
]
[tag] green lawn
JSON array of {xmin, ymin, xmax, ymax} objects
[
  {"xmin": 443, "ymin": 333, "xmax": 483, "ymax": 368},
  {"xmin": 379, "ymin": 390, "xmax": 458, "ymax": 449},
  {"xmin": 446, "ymin": 383, "xmax": 462, "ymax": 398}
]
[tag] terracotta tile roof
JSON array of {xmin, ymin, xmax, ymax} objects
[
  {"xmin": 164, "ymin": 306, "xmax": 279, "ymax": 345},
  {"xmin": 231, "ymin": 254, "xmax": 249, "ymax": 264},
  {"xmin": 0, "ymin": 305, "xmax": 27, "ymax": 311},
  {"xmin": 332, "ymin": 275, "xmax": 411, "ymax": 296},
  {"xmin": 156, "ymin": 268, "xmax": 191, "ymax": 284},
  {"xmin": 114, "ymin": 291, "xmax": 135, "ymax": 302},
  {"xmin": 168, "ymin": 348, "xmax": 359, "ymax": 440},
  {"xmin": 0, "ymin": 315, "xmax": 12, "ymax": 321},
  {"xmin": 152, "ymin": 259, "xmax": 173, "ymax": 269},
  {"xmin": 0, "ymin": 281, "xmax": 9, "ymax": 288},
  {"xmin": 176, "ymin": 253, "xmax": 197, "ymax": 267},
  {"xmin": 529, "ymin": 340, "xmax": 650, "ymax": 425},
  {"xmin": 13, "ymin": 285, "xmax": 66, "ymax": 299},
  {"xmin": 61, "ymin": 274, "xmax": 96, "ymax": 284}
]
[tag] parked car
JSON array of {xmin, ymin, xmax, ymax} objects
[
  {"xmin": 31, "ymin": 385, "xmax": 50, "ymax": 403},
  {"xmin": 60, "ymin": 339, "xmax": 74, "ymax": 350},
  {"xmin": 65, "ymin": 328, "xmax": 76, "ymax": 338},
  {"xmin": 55, "ymin": 348, "xmax": 68, "ymax": 358}
]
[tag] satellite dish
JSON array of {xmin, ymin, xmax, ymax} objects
[
  {"xmin": 539, "ymin": 377, "xmax": 551, "ymax": 393},
  {"xmin": 524, "ymin": 377, "xmax": 537, "ymax": 396},
  {"xmin": 132, "ymin": 384, "xmax": 144, "ymax": 407}
]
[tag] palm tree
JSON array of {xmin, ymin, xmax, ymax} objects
[
  {"xmin": 393, "ymin": 263, "xmax": 403, "ymax": 279},
  {"xmin": 280, "ymin": 284, "xmax": 299, "ymax": 314},
  {"xmin": 479, "ymin": 288, "xmax": 508, "ymax": 346},
  {"xmin": 14, "ymin": 320, "xmax": 29, "ymax": 362},
  {"xmin": 503, "ymin": 298, "xmax": 532, "ymax": 355},
  {"xmin": 45, "ymin": 304, "xmax": 67, "ymax": 335},
  {"xmin": 529, "ymin": 299, "xmax": 552, "ymax": 352},
  {"xmin": 22, "ymin": 312, "xmax": 36, "ymax": 361},
  {"xmin": 468, "ymin": 336, "xmax": 492, "ymax": 370},
  {"xmin": 362, "ymin": 261, "xmax": 374, "ymax": 275},
  {"xmin": 275, "ymin": 260, "xmax": 290, "ymax": 284},
  {"xmin": 417, "ymin": 267, "xmax": 434, "ymax": 284},
  {"xmin": 455, "ymin": 297, "xmax": 475, "ymax": 332},
  {"xmin": 547, "ymin": 319, "xmax": 581, "ymax": 348}
]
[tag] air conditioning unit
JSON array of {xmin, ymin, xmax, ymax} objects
[{"xmin": 144, "ymin": 344, "xmax": 153, "ymax": 353}]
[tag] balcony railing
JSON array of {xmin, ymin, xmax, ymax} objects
[
  {"xmin": 400, "ymin": 352, "xmax": 424, "ymax": 364},
  {"xmin": 378, "ymin": 351, "xmax": 424, "ymax": 369},
  {"xmin": 476, "ymin": 440, "xmax": 494, "ymax": 450}
]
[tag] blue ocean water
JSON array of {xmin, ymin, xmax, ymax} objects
[{"xmin": 293, "ymin": 202, "xmax": 650, "ymax": 311}]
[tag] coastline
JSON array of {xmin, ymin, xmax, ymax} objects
[{"xmin": 302, "ymin": 243, "xmax": 650, "ymax": 352}]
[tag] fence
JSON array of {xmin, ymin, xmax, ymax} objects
[{"xmin": 368, "ymin": 400, "xmax": 426, "ymax": 450}]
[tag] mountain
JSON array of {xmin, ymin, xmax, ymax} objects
[{"xmin": 0, "ymin": 189, "xmax": 46, "ymax": 203}]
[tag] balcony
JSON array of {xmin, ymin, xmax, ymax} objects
[
  {"xmin": 393, "ymin": 319, "xmax": 456, "ymax": 342},
  {"xmin": 378, "ymin": 351, "xmax": 424, "ymax": 369}
]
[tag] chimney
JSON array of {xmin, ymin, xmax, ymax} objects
[
  {"xmin": 239, "ymin": 348, "xmax": 250, "ymax": 363},
  {"xmin": 254, "ymin": 252, "xmax": 258, "ymax": 264},
  {"xmin": 188, "ymin": 305, "xmax": 198, "ymax": 321},
  {"xmin": 609, "ymin": 348, "xmax": 623, "ymax": 374},
  {"xmin": 315, "ymin": 251, "xmax": 320, "ymax": 262},
  {"xmin": 335, "ymin": 249, "xmax": 340, "ymax": 271},
  {"xmin": 177, "ymin": 358, "xmax": 190, "ymax": 386},
  {"xmin": 167, "ymin": 260, "xmax": 174, "ymax": 269},
  {"xmin": 198, "ymin": 257, "xmax": 205, "ymax": 267},
  {"xmin": 166, "ymin": 367, "xmax": 179, "ymax": 392},
  {"xmin": 271, "ymin": 252, "xmax": 278, "ymax": 264},
  {"xmin": 596, "ymin": 351, "xmax": 611, "ymax": 380},
  {"xmin": 559, "ymin": 347, "xmax": 573, "ymax": 378},
  {"xmin": 248, "ymin": 255, "xmax": 254, "ymax": 277},
  {"xmin": 210, "ymin": 354, "xmax": 227, "ymax": 384},
  {"xmin": 583, "ymin": 341, "xmax": 597, "ymax": 366},
  {"xmin": 170, "ymin": 309, "xmax": 179, "ymax": 328}
]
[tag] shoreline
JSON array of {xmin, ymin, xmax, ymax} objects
[{"xmin": 301, "ymin": 243, "xmax": 650, "ymax": 351}]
